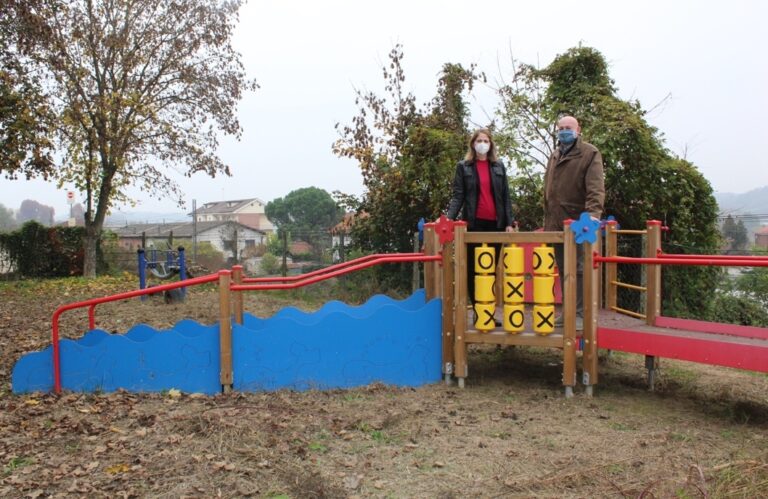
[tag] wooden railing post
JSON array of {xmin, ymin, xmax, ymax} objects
[
  {"xmin": 424, "ymin": 225, "xmax": 436, "ymax": 300},
  {"xmin": 582, "ymin": 237, "xmax": 599, "ymax": 396},
  {"xmin": 441, "ymin": 237, "xmax": 455, "ymax": 385},
  {"xmin": 605, "ymin": 221, "xmax": 618, "ymax": 312},
  {"xmin": 453, "ymin": 223, "xmax": 468, "ymax": 388},
  {"xmin": 232, "ymin": 265, "xmax": 244, "ymax": 325},
  {"xmin": 218, "ymin": 270, "xmax": 233, "ymax": 392},
  {"xmin": 562, "ymin": 221, "xmax": 577, "ymax": 397},
  {"xmin": 413, "ymin": 232, "xmax": 420, "ymax": 293},
  {"xmin": 645, "ymin": 221, "xmax": 662, "ymax": 325}
]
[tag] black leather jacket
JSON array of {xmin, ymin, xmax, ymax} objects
[{"xmin": 446, "ymin": 159, "xmax": 514, "ymax": 229}]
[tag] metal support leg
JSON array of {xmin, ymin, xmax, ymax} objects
[{"xmin": 645, "ymin": 355, "xmax": 657, "ymax": 391}]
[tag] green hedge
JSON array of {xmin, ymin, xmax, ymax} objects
[{"xmin": 0, "ymin": 221, "xmax": 103, "ymax": 278}]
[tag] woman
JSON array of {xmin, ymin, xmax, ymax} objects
[{"xmin": 446, "ymin": 128, "xmax": 515, "ymax": 325}]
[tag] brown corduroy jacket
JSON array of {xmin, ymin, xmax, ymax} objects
[{"xmin": 543, "ymin": 137, "xmax": 605, "ymax": 231}]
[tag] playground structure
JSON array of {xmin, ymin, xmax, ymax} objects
[
  {"xmin": 137, "ymin": 246, "xmax": 187, "ymax": 301},
  {"xmin": 11, "ymin": 216, "xmax": 768, "ymax": 396}
]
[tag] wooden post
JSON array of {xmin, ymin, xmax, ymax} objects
[
  {"xmin": 644, "ymin": 220, "xmax": 662, "ymax": 390},
  {"xmin": 218, "ymin": 270, "xmax": 233, "ymax": 392},
  {"xmin": 605, "ymin": 221, "xmax": 618, "ymax": 312},
  {"xmin": 442, "ymin": 239, "xmax": 455, "ymax": 385},
  {"xmin": 424, "ymin": 226, "xmax": 436, "ymax": 300},
  {"xmin": 582, "ymin": 238, "xmax": 599, "ymax": 396},
  {"xmin": 413, "ymin": 232, "xmax": 420, "ymax": 292},
  {"xmin": 645, "ymin": 221, "xmax": 662, "ymax": 325},
  {"xmin": 232, "ymin": 265, "xmax": 244, "ymax": 325},
  {"xmin": 453, "ymin": 224, "xmax": 468, "ymax": 388},
  {"xmin": 595, "ymin": 229, "xmax": 603, "ymax": 309},
  {"xmin": 562, "ymin": 221, "xmax": 577, "ymax": 396}
]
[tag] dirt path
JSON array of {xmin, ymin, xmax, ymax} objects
[{"xmin": 1, "ymin": 277, "xmax": 767, "ymax": 497}]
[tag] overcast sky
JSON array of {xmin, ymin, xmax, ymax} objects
[{"xmin": 2, "ymin": 0, "xmax": 766, "ymax": 219}]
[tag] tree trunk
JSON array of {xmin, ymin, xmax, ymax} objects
[{"xmin": 83, "ymin": 225, "xmax": 99, "ymax": 278}]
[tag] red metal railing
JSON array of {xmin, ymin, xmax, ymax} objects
[
  {"xmin": 233, "ymin": 253, "xmax": 442, "ymax": 291},
  {"xmin": 50, "ymin": 251, "xmax": 443, "ymax": 393},
  {"xmin": 657, "ymin": 250, "xmax": 768, "ymax": 261},
  {"xmin": 51, "ymin": 272, "xmax": 219, "ymax": 393},
  {"xmin": 594, "ymin": 254, "xmax": 768, "ymax": 269},
  {"xmin": 241, "ymin": 253, "xmax": 428, "ymax": 283}
]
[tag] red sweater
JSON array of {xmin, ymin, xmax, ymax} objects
[{"xmin": 475, "ymin": 160, "xmax": 496, "ymax": 221}]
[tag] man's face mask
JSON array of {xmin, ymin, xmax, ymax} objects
[{"xmin": 557, "ymin": 129, "xmax": 577, "ymax": 145}]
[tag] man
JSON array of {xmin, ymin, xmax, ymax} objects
[{"xmin": 543, "ymin": 115, "xmax": 605, "ymax": 330}]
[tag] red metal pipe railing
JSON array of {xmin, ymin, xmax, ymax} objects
[
  {"xmin": 241, "ymin": 252, "xmax": 427, "ymax": 283},
  {"xmin": 51, "ymin": 272, "xmax": 220, "ymax": 394},
  {"xmin": 594, "ymin": 254, "xmax": 768, "ymax": 269},
  {"xmin": 657, "ymin": 250, "xmax": 768, "ymax": 261},
  {"xmin": 233, "ymin": 254, "xmax": 442, "ymax": 291}
]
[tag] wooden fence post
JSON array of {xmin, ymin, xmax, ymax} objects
[
  {"xmin": 232, "ymin": 265, "xmax": 244, "ymax": 325},
  {"xmin": 424, "ymin": 225, "xmax": 436, "ymax": 300},
  {"xmin": 605, "ymin": 221, "xmax": 618, "ymax": 312},
  {"xmin": 582, "ymin": 236, "xmax": 599, "ymax": 396},
  {"xmin": 645, "ymin": 221, "xmax": 662, "ymax": 325},
  {"xmin": 562, "ymin": 221, "xmax": 577, "ymax": 397},
  {"xmin": 453, "ymin": 224, "xmax": 468, "ymax": 388},
  {"xmin": 218, "ymin": 270, "xmax": 233, "ymax": 392}
]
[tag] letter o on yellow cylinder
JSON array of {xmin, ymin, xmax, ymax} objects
[
  {"xmin": 474, "ymin": 244, "xmax": 495, "ymax": 274},
  {"xmin": 503, "ymin": 304, "xmax": 525, "ymax": 333}
]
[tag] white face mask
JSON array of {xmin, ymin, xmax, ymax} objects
[{"xmin": 474, "ymin": 142, "xmax": 490, "ymax": 156}]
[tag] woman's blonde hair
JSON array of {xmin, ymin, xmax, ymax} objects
[{"xmin": 464, "ymin": 128, "xmax": 497, "ymax": 162}]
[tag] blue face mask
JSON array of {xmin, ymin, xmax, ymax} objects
[{"xmin": 557, "ymin": 129, "xmax": 577, "ymax": 145}]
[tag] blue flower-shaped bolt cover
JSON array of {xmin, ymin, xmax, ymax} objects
[{"xmin": 570, "ymin": 212, "xmax": 601, "ymax": 244}]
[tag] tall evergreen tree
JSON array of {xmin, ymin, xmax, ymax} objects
[{"xmin": 496, "ymin": 46, "xmax": 720, "ymax": 317}]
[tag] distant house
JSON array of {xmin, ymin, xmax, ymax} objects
[
  {"xmin": 192, "ymin": 198, "xmax": 275, "ymax": 233},
  {"xmin": 756, "ymin": 226, "xmax": 768, "ymax": 250},
  {"xmin": 330, "ymin": 212, "xmax": 361, "ymax": 248},
  {"xmin": 109, "ymin": 221, "xmax": 266, "ymax": 260}
]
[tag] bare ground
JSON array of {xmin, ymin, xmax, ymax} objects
[{"xmin": 1, "ymin": 276, "xmax": 767, "ymax": 498}]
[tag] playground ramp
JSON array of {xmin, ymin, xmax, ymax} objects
[{"xmin": 12, "ymin": 290, "xmax": 443, "ymax": 395}]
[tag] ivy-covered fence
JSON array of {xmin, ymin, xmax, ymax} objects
[{"xmin": 0, "ymin": 221, "xmax": 104, "ymax": 278}]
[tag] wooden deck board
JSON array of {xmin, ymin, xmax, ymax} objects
[{"xmin": 596, "ymin": 310, "xmax": 768, "ymax": 373}]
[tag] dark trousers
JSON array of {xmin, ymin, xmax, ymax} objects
[
  {"xmin": 555, "ymin": 243, "xmax": 584, "ymax": 317},
  {"xmin": 467, "ymin": 219, "xmax": 502, "ymax": 306}
]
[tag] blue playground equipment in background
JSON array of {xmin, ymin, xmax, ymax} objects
[{"xmin": 137, "ymin": 246, "xmax": 187, "ymax": 300}]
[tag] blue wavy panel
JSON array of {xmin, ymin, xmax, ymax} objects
[
  {"xmin": 233, "ymin": 297, "xmax": 442, "ymax": 391},
  {"xmin": 12, "ymin": 321, "xmax": 221, "ymax": 394},
  {"xmin": 243, "ymin": 289, "xmax": 428, "ymax": 329},
  {"xmin": 12, "ymin": 291, "xmax": 441, "ymax": 395}
]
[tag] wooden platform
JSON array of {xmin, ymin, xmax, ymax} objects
[{"xmin": 596, "ymin": 310, "xmax": 768, "ymax": 373}]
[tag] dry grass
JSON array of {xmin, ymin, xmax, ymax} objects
[{"xmin": 1, "ymin": 276, "xmax": 767, "ymax": 497}]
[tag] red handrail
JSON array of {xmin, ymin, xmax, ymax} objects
[
  {"xmin": 51, "ymin": 272, "xmax": 220, "ymax": 393},
  {"xmin": 594, "ymin": 254, "xmax": 768, "ymax": 269},
  {"xmin": 233, "ymin": 254, "xmax": 442, "ymax": 291},
  {"xmin": 657, "ymin": 250, "xmax": 768, "ymax": 261},
  {"xmin": 241, "ymin": 252, "xmax": 426, "ymax": 283}
]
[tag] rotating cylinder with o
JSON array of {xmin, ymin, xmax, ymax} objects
[
  {"xmin": 473, "ymin": 243, "xmax": 496, "ymax": 332},
  {"xmin": 502, "ymin": 244, "xmax": 524, "ymax": 333}
]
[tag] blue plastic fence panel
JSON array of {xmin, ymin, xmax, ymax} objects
[
  {"xmin": 233, "ymin": 294, "xmax": 443, "ymax": 391},
  {"xmin": 12, "ymin": 321, "xmax": 221, "ymax": 395}
]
